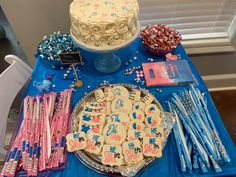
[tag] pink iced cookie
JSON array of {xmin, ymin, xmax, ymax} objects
[
  {"xmin": 80, "ymin": 112, "xmax": 106, "ymax": 125},
  {"xmin": 144, "ymin": 104, "xmax": 161, "ymax": 115},
  {"xmin": 85, "ymin": 132, "xmax": 105, "ymax": 155},
  {"xmin": 122, "ymin": 140, "xmax": 143, "ymax": 164},
  {"xmin": 111, "ymin": 97, "xmax": 132, "ymax": 114},
  {"xmin": 142, "ymin": 137, "xmax": 162, "ymax": 157},
  {"xmin": 145, "ymin": 126, "xmax": 164, "ymax": 139},
  {"xmin": 101, "ymin": 145, "xmax": 124, "ymax": 167},
  {"xmin": 128, "ymin": 120, "xmax": 145, "ymax": 131},
  {"xmin": 79, "ymin": 121, "xmax": 103, "ymax": 134},
  {"xmin": 107, "ymin": 113, "xmax": 130, "ymax": 129},
  {"xmin": 103, "ymin": 122, "xmax": 126, "ymax": 145},
  {"xmin": 145, "ymin": 114, "xmax": 162, "ymax": 127},
  {"xmin": 83, "ymin": 105, "xmax": 106, "ymax": 114},
  {"xmin": 112, "ymin": 86, "xmax": 129, "ymax": 98},
  {"xmin": 133, "ymin": 102, "xmax": 145, "ymax": 111},
  {"xmin": 66, "ymin": 132, "xmax": 87, "ymax": 152},
  {"xmin": 129, "ymin": 110, "xmax": 145, "ymax": 122},
  {"xmin": 127, "ymin": 130, "xmax": 146, "ymax": 141}
]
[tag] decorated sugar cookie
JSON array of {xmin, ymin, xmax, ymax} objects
[
  {"xmin": 122, "ymin": 140, "xmax": 143, "ymax": 164},
  {"xmin": 79, "ymin": 122, "xmax": 103, "ymax": 134},
  {"xmin": 66, "ymin": 132, "xmax": 87, "ymax": 152},
  {"xmin": 86, "ymin": 132, "xmax": 105, "ymax": 155},
  {"xmin": 141, "ymin": 94, "xmax": 154, "ymax": 105},
  {"xmin": 145, "ymin": 126, "xmax": 164, "ymax": 140},
  {"xmin": 95, "ymin": 89, "xmax": 106, "ymax": 103},
  {"xmin": 103, "ymin": 122, "xmax": 126, "ymax": 145},
  {"xmin": 129, "ymin": 110, "xmax": 145, "ymax": 122},
  {"xmin": 105, "ymin": 102, "xmax": 112, "ymax": 115},
  {"xmin": 101, "ymin": 145, "xmax": 124, "ymax": 166},
  {"xmin": 145, "ymin": 104, "xmax": 161, "ymax": 115},
  {"xmin": 127, "ymin": 130, "xmax": 146, "ymax": 141},
  {"xmin": 129, "ymin": 89, "xmax": 141, "ymax": 102},
  {"xmin": 111, "ymin": 97, "xmax": 132, "ymax": 113},
  {"xmin": 85, "ymin": 102, "xmax": 107, "ymax": 107},
  {"xmin": 142, "ymin": 137, "xmax": 162, "ymax": 157},
  {"xmin": 79, "ymin": 112, "xmax": 106, "ymax": 125},
  {"xmin": 83, "ymin": 105, "xmax": 106, "ymax": 114},
  {"xmin": 128, "ymin": 120, "xmax": 145, "ymax": 131},
  {"xmin": 104, "ymin": 87, "xmax": 115, "ymax": 101},
  {"xmin": 133, "ymin": 102, "xmax": 145, "ymax": 111},
  {"xmin": 145, "ymin": 114, "xmax": 162, "ymax": 127},
  {"xmin": 107, "ymin": 113, "xmax": 130, "ymax": 128},
  {"xmin": 112, "ymin": 85, "xmax": 129, "ymax": 98}
]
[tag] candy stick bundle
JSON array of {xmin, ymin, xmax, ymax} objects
[
  {"xmin": 1, "ymin": 89, "xmax": 72, "ymax": 177},
  {"xmin": 167, "ymin": 85, "xmax": 230, "ymax": 174}
]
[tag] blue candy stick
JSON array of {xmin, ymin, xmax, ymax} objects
[
  {"xmin": 173, "ymin": 123, "xmax": 187, "ymax": 172},
  {"xmin": 209, "ymin": 155, "xmax": 222, "ymax": 173},
  {"xmin": 188, "ymin": 89, "xmax": 215, "ymax": 142},
  {"xmin": 180, "ymin": 96, "xmax": 218, "ymax": 161},
  {"xmin": 171, "ymin": 102, "xmax": 209, "ymax": 167},
  {"xmin": 179, "ymin": 89, "xmax": 214, "ymax": 146},
  {"xmin": 171, "ymin": 95, "xmax": 212, "ymax": 157},
  {"xmin": 197, "ymin": 91, "xmax": 230, "ymax": 162},
  {"xmin": 188, "ymin": 90, "xmax": 220, "ymax": 155},
  {"xmin": 193, "ymin": 151, "xmax": 199, "ymax": 170},
  {"xmin": 198, "ymin": 156, "xmax": 208, "ymax": 173},
  {"xmin": 168, "ymin": 102, "xmax": 190, "ymax": 172},
  {"xmin": 192, "ymin": 85, "xmax": 230, "ymax": 163},
  {"xmin": 173, "ymin": 109, "xmax": 192, "ymax": 171}
]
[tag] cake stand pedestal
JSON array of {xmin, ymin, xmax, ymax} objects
[{"xmin": 70, "ymin": 23, "xmax": 140, "ymax": 73}]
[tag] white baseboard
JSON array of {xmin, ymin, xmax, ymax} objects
[{"xmin": 202, "ymin": 74, "xmax": 236, "ymax": 92}]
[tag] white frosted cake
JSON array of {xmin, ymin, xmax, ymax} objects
[{"xmin": 70, "ymin": 0, "xmax": 139, "ymax": 47}]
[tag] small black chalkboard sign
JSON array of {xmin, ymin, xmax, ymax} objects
[{"xmin": 59, "ymin": 52, "xmax": 83, "ymax": 64}]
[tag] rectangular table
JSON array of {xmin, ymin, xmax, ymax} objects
[{"xmin": 15, "ymin": 38, "xmax": 236, "ymax": 177}]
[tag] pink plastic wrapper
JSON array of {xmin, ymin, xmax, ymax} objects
[{"xmin": 0, "ymin": 90, "xmax": 72, "ymax": 177}]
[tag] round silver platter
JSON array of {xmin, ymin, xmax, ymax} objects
[{"xmin": 71, "ymin": 84, "xmax": 175, "ymax": 177}]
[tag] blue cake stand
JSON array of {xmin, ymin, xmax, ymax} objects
[{"xmin": 70, "ymin": 23, "xmax": 140, "ymax": 73}]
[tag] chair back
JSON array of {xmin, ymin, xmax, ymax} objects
[{"xmin": 0, "ymin": 55, "xmax": 32, "ymax": 157}]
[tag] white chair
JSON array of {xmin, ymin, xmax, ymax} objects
[{"xmin": 0, "ymin": 55, "xmax": 32, "ymax": 158}]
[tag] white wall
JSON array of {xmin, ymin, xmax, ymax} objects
[{"xmin": 0, "ymin": 0, "xmax": 72, "ymax": 66}]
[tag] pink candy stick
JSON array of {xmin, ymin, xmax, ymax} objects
[
  {"xmin": 31, "ymin": 96, "xmax": 40, "ymax": 176},
  {"xmin": 46, "ymin": 92, "xmax": 59, "ymax": 169},
  {"xmin": 59, "ymin": 90, "xmax": 72, "ymax": 163},
  {"xmin": 39, "ymin": 97, "xmax": 46, "ymax": 171},
  {"xmin": 52, "ymin": 92, "xmax": 66, "ymax": 167},
  {"xmin": 22, "ymin": 96, "xmax": 33, "ymax": 170},
  {"xmin": 27, "ymin": 98, "xmax": 37, "ymax": 176},
  {"xmin": 45, "ymin": 94, "xmax": 52, "ymax": 164},
  {"xmin": 49, "ymin": 92, "xmax": 57, "ymax": 122},
  {"xmin": 57, "ymin": 91, "xmax": 71, "ymax": 165},
  {"xmin": 47, "ymin": 99, "xmax": 60, "ymax": 168},
  {"xmin": 25, "ymin": 96, "xmax": 34, "ymax": 171},
  {"xmin": 4, "ymin": 113, "xmax": 25, "ymax": 177},
  {"xmin": 4, "ymin": 96, "xmax": 30, "ymax": 176}
]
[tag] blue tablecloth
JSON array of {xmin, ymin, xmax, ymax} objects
[{"xmin": 17, "ymin": 38, "xmax": 236, "ymax": 177}]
